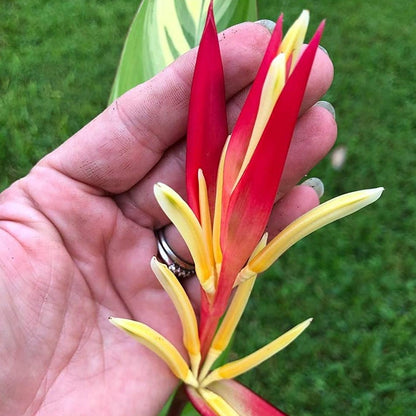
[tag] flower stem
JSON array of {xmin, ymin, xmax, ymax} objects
[
  {"xmin": 200, "ymin": 310, "xmax": 222, "ymax": 358},
  {"xmin": 166, "ymin": 384, "xmax": 188, "ymax": 416}
]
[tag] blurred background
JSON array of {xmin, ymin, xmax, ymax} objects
[{"xmin": 1, "ymin": 0, "xmax": 415, "ymax": 414}]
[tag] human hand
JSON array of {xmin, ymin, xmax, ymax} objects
[{"xmin": 0, "ymin": 21, "xmax": 335, "ymax": 416}]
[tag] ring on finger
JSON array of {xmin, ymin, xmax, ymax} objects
[{"xmin": 155, "ymin": 228, "xmax": 195, "ymax": 280}]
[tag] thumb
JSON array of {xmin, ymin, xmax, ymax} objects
[{"xmin": 40, "ymin": 23, "xmax": 272, "ymax": 194}]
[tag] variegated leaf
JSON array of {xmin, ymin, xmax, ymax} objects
[{"xmin": 109, "ymin": 0, "xmax": 257, "ymax": 103}]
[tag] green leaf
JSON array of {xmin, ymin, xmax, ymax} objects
[
  {"xmin": 157, "ymin": 387, "xmax": 200, "ymax": 416},
  {"xmin": 109, "ymin": 0, "xmax": 258, "ymax": 103},
  {"xmin": 181, "ymin": 402, "xmax": 201, "ymax": 416},
  {"xmin": 215, "ymin": 0, "xmax": 258, "ymax": 34}
]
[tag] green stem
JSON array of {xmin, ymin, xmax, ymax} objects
[{"xmin": 166, "ymin": 384, "xmax": 189, "ymax": 416}]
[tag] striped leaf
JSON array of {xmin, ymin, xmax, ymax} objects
[{"xmin": 109, "ymin": 0, "xmax": 257, "ymax": 103}]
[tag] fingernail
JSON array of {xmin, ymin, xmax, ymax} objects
[
  {"xmin": 315, "ymin": 100, "xmax": 336, "ymax": 120},
  {"xmin": 255, "ymin": 19, "xmax": 276, "ymax": 33},
  {"xmin": 302, "ymin": 177, "xmax": 325, "ymax": 198},
  {"xmin": 319, "ymin": 45, "xmax": 329, "ymax": 55}
]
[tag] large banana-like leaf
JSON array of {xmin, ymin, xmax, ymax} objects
[{"xmin": 109, "ymin": 0, "xmax": 257, "ymax": 103}]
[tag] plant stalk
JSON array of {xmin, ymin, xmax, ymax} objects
[{"xmin": 166, "ymin": 384, "xmax": 188, "ymax": 416}]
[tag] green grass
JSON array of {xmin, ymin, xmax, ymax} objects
[
  {"xmin": 0, "ymin": 0, "xmax": 137, "ymax": 187},
  {"xmin": 1, "ymin": 1, "xmax": 415, "ymax": 415}
]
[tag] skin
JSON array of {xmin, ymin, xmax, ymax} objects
[{"xmin": 0, "ymin": 22, "xmax": 336, "ymax": 416}]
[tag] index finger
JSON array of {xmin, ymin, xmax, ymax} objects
[{"xmin": 40, "ymin": 22, "xmax": 273, "ymax": 194}]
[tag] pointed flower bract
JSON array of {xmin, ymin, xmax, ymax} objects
[{"xmin": 110, "ymin": 4, "xmax": 383, "ymax": 415}]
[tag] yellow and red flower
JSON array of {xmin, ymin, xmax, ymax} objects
[{"xmin": 110, "ymin": 3, "xmax": 383, "ymax": 415}]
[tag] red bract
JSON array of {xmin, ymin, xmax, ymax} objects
[
  {"xmin": 186, "ymin": 1, "xmax": 227, "ymax": 219},
  {"xmin": 216, "ymin": 22, "xmax": 325, "ymax": 312},
  {"xmin": 186, "ymin": 379, "xmax": 288, "ymax": 416}
]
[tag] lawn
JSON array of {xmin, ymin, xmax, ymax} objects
[{"xmin": 1, "ymin": 1, "xmax": 415, "ymax": 415}]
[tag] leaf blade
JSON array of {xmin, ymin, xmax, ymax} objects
[{"xmin": 109, "ymin": 0, "xmax": 258, "ymax": 103}]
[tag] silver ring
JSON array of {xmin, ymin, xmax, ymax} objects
[{"xmin": 156, "ymin": 228, "xmax": 195, "ymax": 279}]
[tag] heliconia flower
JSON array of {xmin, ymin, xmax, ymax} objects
[
  {"xmin": 182, "ymin": 6, "xmax": 328, "ymax": 351},
  {"xmin": 110, "ymin": 3, "xmax": 383, "ymax": 415}
]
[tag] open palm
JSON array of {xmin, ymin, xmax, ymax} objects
[{"xmin": 0, "ymin": 23, "xmax": 336, "ymax": 416}]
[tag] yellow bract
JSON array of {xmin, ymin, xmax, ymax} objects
[
  {"xmin": 212, "ymin": 135, "xmax": 230, "ymax": 273},
  {"xmin": 279, "ymin": 9, "xmax": 310, "ymax": 72},
  {"xmin": 198, "ymin": 233, "xmax": 268, "ymax": 380},
  {"xmin": 151, "ymin": 258, "xmax": 201, "ymax": 375},
  {"xmin": 237, "ymin": 187, "xmax": 384, "ymax": 283},
  {"xmin": 234, "ymin": 11, "xmax": 310, "ymax": 187},
  {"xmin": 154, "ymin": 182, "xmax": 216, "ymax": 294},
  {"xmin": 200, "ymin": 318, "xmax": 312, "ymax": 388},
  {"xmin": 199, "ymin": 388, "xmax": 241, "ymax": 416},
  {"xmin": 198, "ymin": 170, "xmax": 216, "ymax": 275},
  {"xmin": 199, "ymin": 276, "xmax": 257, "ymax": 382},
  {"xmin": 109, "ymin": 317, "xmax": 198, "ymax": 387},
  {"xmin": 237, "ymin": 54, "xmax": 286, "ymax": 181}
]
